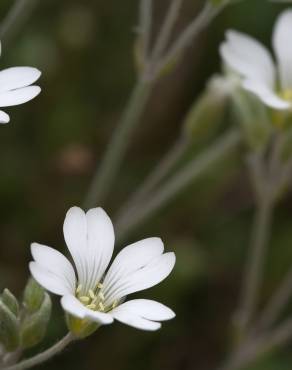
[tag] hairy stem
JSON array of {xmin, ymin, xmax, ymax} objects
[
  {"xmin": 3, "ymin": 333, "xmax": 75, "ymax": 370},
  {"xmin": 84, "ymin": 80, "xmax": 152, "ymax": 207},
  {"xmin": 116, "ymin": 129, "xmax": 241, "ymax": 241},
  {"xmin": 116, "ymin": 134, "xmax": 189, "ymax": 222},
  {"xmin": 235, "ymin": 197, "xmax": 274, "ymax": 337},
  {"xmin": 84, "ymin": 1, "xmax": 227, "ymax": 207},
  {"xmin": 0, "ymin": 0, "xmax": 38, "ymax": 43},
  {"xmin": 256, "ymin": 267, "xmax": 292, "ymax": 331}
]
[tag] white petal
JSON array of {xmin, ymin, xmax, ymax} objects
[
  {"xmin": 29, "ymin": 261, "xmax": 72, "ymax": 296},
  {"xmin": 113, "ymin": 299, "xmax": 175, "ymax": 321},
  {"xmin": 243, "ymin": 79, "xmax": 291, "ymax": 110},
  {"xmin": 0, "ymin": 86, "xmax": 41, "ymax": 107},
  {"xmin": 111, "ymin": 308, "xmax": 161, "ymax": 331},
  {"xmin": 273, "ymin": 10, "xmax": 292, "ymax": 89},
  {"xmin": 31, "ymin": 243, "xmax": 76, "ymax": 293},
  {"xmin": 103, "ymin": 238, "xmax": 164, "ymax": 296},
  {"xmin": 0, "ymin": 110, "xmax": 9, "ymax": 124},
  {"xmin": 105, "ymin": 252, "xmax": 176, "ymax": 304},
  {"xmin": 61, "ymin": 295, "xmax": 113, "ymax": 325},
  {"xmin": 63, "ymin": 207, "xmax": 87, "ymax": 286},
  {"xmin": 220, "ymin": 30, "xmax": 275, "ymax": 88},
  {"xmin": 0, "ymin": 67, "xmax": 41, "ymax": 93},
  {"xmin": 84, "ymin": 208, "xmax": 115, "ymax": 291}
]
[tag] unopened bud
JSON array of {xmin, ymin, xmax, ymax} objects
[
  {"xmin": 20, "ymin": 292, "xmax": 52, "ymax": 349},
  {"xmin": 184, "ymin": 75, "xmax": 232, "ymax": 143},
  {"xmin": 1, "ymin": 289, "xmax": 19, "ymax": 317},
  {"xmin": 0, "ymin": 300, "xmax": 19, "ymax": 352},
  {"xmin": 23, "ymin": 278, "xmax": 44, "ymax": 313}
]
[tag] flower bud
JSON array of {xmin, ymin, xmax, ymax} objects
[
  {"xmin": 1, "ymin": 289, "xmax": 19, "ymax": 317},
  {"xmin": 66, "ymin": 314, "xmax": 99, "ymax": 339},
  {"xmin": 20, "ymin": 292, "xmax": 52, "ymax": 349},
  {"xmin": 0, "ymin": 300, "xmax": 19, "ymax": 352},
  {"xmin": 184, "ymin": 75, "xmax": 232, "ymax": 143},
  {"xmin": 23, "ymin": 278, "xmax": 45, "ymax": 313}
]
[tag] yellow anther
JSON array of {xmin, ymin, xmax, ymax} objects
[
  {"xmin": 112, "ymin": 300, "xmax": 118, "ymax": 309},
  {"xmin": 99, "ymin": 302, "xmax": 105, "ymax": 311},
  {"xmin": 76, "ymin": 285, "xmax": 82, "ymax": 294},
  {"xmin": 97, "ymin": 282, "xmax": 103, "ymax": 289},
  {"xmin": 98, "ymin": 292, "xmax": 105, "ymax": 301},
  {"xmin": 89, "ymin": 290, "xmax": 95, "ymax": 300},
  {"xmin": 86, "ymin": 303, "xmax": 96, "ymax": 310},
  {"xmin": 79, "ymin": 296, "xmax": 90, "ymax": 304}
]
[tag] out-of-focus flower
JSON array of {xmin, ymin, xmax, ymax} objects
[
  {"xmin": 0, "ymin": 42, "xmax": 41, "ymax": 124},
  {"xmin": 29, "ymin": 207, "xmax": 175, "ymax": 332},
  {"xmin": 220, "ymin": 9, "xmax": 292, "ymax": 110}
]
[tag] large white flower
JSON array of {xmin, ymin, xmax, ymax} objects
[
  {"xmin": 29, "ymin": 207, "xmax": 176, "ymax": 331},
  {"xmin": 0, "ymin": 42, "xmax": 41, "ymax": 124},
  {"xmin": 220, "ymin": 9, "xmax": 292, "ymax": 110}
]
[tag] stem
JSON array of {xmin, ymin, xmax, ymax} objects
[
  {"xmin": 219, "ymin": 317, "xmax": 292, "ymax": 370},
  {"xmin": 0, "ymin": 0, "xmax": 38, "ymax": 43},
  {"xmin": 115, "ymin": 129, "xmax": 241, "ymax": 241},
  {"xmin": 151, "ymin": 0, "xmax": 183, "ymax": 62},
  {"xmin": 116, "ymin": 134, "xmax": 189, "ymax": 221},
  {"xmin": 235, "ymin": 197, "xmax": 274, "ymax": 337},
  {"xmin": 3, "ymin": 333, "xmax": 75, "ymax": 370},
  {"xmin": 139, "ymin": 0, "xmax": 152, "ymax": 61},
  {"xmin": 256, "ymin": 267, "xmax": 292, "ymax": 331},
  {"xmin": 83, "ymin": 80, "xmax": 152, "ymax": 208},
  {"xmin": 157, "ymin": 1, "xmax": 226, "ymax": 73}
]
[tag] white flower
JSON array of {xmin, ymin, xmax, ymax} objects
[
  {"xmin": 29, "ymin": 207, "xmax": 176, "ymax": 331},
  {"xmin": 0, "ymin": 42, "xmax": 41, "ymax": 124},
  {"xmin": 220, "ymin": 9, "xmax": 292, "ymax": 110}
]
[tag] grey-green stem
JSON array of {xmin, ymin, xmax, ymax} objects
[
  {"xmin": 116, "ymin": 129, "xmax": 241, "ymax": 241},
  {"xmin": 3, "ymin": 333, "xmax": 75, "ymax": 370},
  {"xmin": 84, "ymin": 1, "xmax": 228, "ymax": 207},
  {"xmin": 116, "ymin": 134, "xmax": 189, "ymax": 222},
  {"xmin": 0, "ymin": 0, "xmax": 38, "ymax": 43}
]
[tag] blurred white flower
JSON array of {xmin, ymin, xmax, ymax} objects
[
  {"xmin": 220, "ymin": 9, "xmax": 292, "ymax": 110},
  {"xmin": 29, "ymin": 206, "xmax": 176, "ymax": 331},
  {"xmin": 0, "ymin": 42, "xmax": 41, "ymax": 124}
]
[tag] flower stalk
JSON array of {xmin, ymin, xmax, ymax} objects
[{"xmin": 3, "ymin": 333, "xmax": 75, "ymax": 370}]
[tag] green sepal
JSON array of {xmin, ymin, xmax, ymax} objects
[
  {"xmin": 0, "ymin": 300, "xmax": 20, "ymax": 352},
  {"xmin": 66, "ymin": 314, "xmax": 99, "ymax": 339},
  {"xmin": 1, "ymin": 289, "xmax": 19, "ymax": 317},
  {"xmin": 23, "ymin": 278, "xmax": 45, "ymax": 313},
  {"xmin": 184, "ymin": 76, "xmax": 229, "ymax": 144},
  {"xmin": 231, "ymin": 89, "xmax": 272, "ymax": 151},
  {"xmin": 20, "ymin": 292, "xmax": 52, "ymax": 349}
]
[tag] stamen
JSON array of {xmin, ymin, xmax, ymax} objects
[
  {"xmin": 89, "ymin": 289, "xmax": 95, "ymax": 299},
  {"xmin": 99, "ymin": 302, "xmax": 105, "ymax": 311},
  {"xmin": 86, "ymin": 303, "xmax": 96, "ymax": 310},
  {"xmin": 97, "ymin": 282, "xmax": 103, "ymax": 289},
  {"xmin": 98, "ymin": 291, "xmax": 105, "ymax": 300},
  {"xmin": 79, "ymin": 296, "xmax": 90, "ymax": 304},
  {"xmin": 76, "ymin": 284, "xmax": 82, "ymax": 294},
  {"xmin": 112, "ymin": 300, "xmax": 118, "ymax": 309}
]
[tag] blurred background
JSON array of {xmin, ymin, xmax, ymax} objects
[{"xmin": 0, "ymin": 0, "xmax": 292, "ymax": 369}]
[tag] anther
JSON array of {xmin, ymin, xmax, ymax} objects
[
  {"xmin": 99, "ymin": 302, "xmax": 105, "ymax": 311},
  {"xmin": 98, "ymin": 291, "xmax": 105, "ymax": 300},
  {"xmin": 86, "ymin": 303, "xmax": 96, "ymax": 310},
  {"xmin": 89, "ymin": 290, "xmax": 95, "ymax": 300},
  {"xmin": 79, "ymin": 296, "xmax": 90, "ymax": 304}
]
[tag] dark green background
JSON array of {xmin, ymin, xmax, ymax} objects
[{"xmin": 0, "ymin": 1, "xmax": 291, "ymax": 369}]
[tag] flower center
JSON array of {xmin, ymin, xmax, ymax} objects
[
  {"xmin": 75, "ymin": 282, "xmax": 117, "ymax": 313},
  {"xmin": 279, "ymin": 89, "xmax": 292, "ymax": 103}
]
